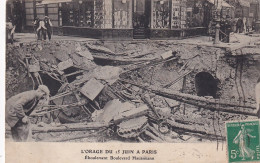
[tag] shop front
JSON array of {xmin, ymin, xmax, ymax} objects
[{"xmin": 26, "ymin": 0, "xmax": 212, "ymax": 40}]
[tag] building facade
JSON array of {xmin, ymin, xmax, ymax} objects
[{"xmin": 16, "ymin": 0, "xmax": 260, "ymax": 39}]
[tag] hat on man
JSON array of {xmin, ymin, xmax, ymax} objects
[{"xmin": 37, "ymin": 85, "xmax": 50, "ymax": 96}]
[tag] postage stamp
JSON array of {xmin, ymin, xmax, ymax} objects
[{"xmin": 226, "ymin": 120, "xmax": 260, "ymax": 163}]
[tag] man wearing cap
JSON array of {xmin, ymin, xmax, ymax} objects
[{"xmin": 6, "ymin": 85, "xmax": 50, "ymax": 141}]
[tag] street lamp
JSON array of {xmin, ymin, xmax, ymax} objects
[
  {"xmin": 214, "ymin": 0, "xmax": 221, "ymax": 44},
  {"xmin": 256, "ymin": 0, "xmax": 260, "ymax": 32}
]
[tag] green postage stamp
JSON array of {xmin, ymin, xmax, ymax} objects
[{"xmin": 226, "ymin": 120, "xmax": 260, "ymax": 163}]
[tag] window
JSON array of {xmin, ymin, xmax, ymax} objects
[
  {"xmin": 152, "ymin": 0, "xmax": 170, "ymax": 29},
  {"xmin": 186, "ymin": 0, "xmax": 205, "ymax": 28},
  {"xmin": 61, "ymin": 3, "xmax": 74, "ymax": 26},
  {"xmin": 113, "ymin": 0, "xmax": 132, "ymax": 28},
  {"xmin": 172, "ymin": 0, "xmax": 186, "ymax": 29}
]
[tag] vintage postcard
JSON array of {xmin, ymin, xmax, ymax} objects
[{"xmin": 4, "ymin": 0, "xmax": 260, "ymax": 162}]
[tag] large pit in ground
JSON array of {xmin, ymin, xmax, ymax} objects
[{"xmin": 5, "ymin": 40, "xmax": 260, "ymax": 142}]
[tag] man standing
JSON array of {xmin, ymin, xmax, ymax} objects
[
  {"xmin": 33, "ymin": 17, "xmax": 47, "ymax": 41},
  {"xmin": 236, "ymin": 17, "xmax": 243, "ymax": 33},
  {"xmin": 5, "ymin": 85, "xmax": 50, "ymax": 142},
  {"xmin": 43, "ymin": 16, "xmax": 53, "ymax": 41},
  {"xmin": 224, "ymin": 16, "xmax": 232, "ymax": 43},
  {"xmin": 6, "ymin": 18, "xmax": 16, "ymax": 44}
]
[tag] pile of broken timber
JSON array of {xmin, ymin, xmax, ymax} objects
[{"xmin": 119, "ymin": 79, "xmax": 258, "ymax": 117}]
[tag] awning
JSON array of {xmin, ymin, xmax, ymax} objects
[
  {"xmin": 237, "ymin": 0, "xmax": 250, "ymax": 7},
  {"xmin": 36, "ymin": 0, "xmax": 72, "ymax": 6},
  {"xmin": 207, "ymin": 0, "xmax": 234, "ymax": 8}
]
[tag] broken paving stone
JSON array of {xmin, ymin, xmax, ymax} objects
[
  {"xmin": 93, "ymin": 66, "xmax": 123, "ymax": 85},
  {"xmin": 114, "ymin": 104, "xmax": 149, "ymax": 123},
  {"xmin": 28, "ymin": 64, "xmax": 40, "ymax": 72},
  {"xmin": 164, "ymin": 98, "xmax": 180, "ymax": 108},
  {"xmin": 53, "ymin": 49, "xmax": 71, "ymax": 62},
  {"xmin": 70, "ymin": 53, "xmax": 84, "ymax": 66},
  {"xmin": 160, "ymin": 50, "xmax": 173, "ymax": 59},
  {"xmin": 81, "ymin": 59, "xmax": 98, "ymax": 70},
  {"xmin": 91, "ymin": 109, "xmax": 105, "ymax": 122},
  {"xmin": 94, "ymin": 99, "xmax": 124, "ymax": 123},
  {"xmin": 57, "ymin": 59, "xmax": 74, "ymax": 71},
  {"xmin": 80, "ymin": 78, "xmax": 104, "ymax": 101},
  {"xmin": 75, "ymin": 44, "xmax": 82, "ymax": 52},
  {"xmin": 76, "ymin": 48, "xmax": 94, "ymax": 61},
  {"xmin": 36, "ymin": 44, "xmax": 43, "ymax": 51},
  {"xmin": 86, "ymin": 44, "xmax": 115, "ymax": 55},
  {"xmin": 155, "ymin": 107, "xmax": 171, "ymax": 119},
  {"xmin": 131, "ymin": 86, "xmax": 140, "ymax": 92}
]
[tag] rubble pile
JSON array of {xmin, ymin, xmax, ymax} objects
[{"xmin": 5, "ymin": 40, "xmax": 259, "ymax": 142}]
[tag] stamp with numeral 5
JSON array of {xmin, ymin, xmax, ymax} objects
[{"xmin": 226, "ymin": 120, "xmax": 260, "ymax": 163}]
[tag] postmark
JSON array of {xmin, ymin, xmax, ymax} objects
[{"xmin": 226, "ymin": 120, "xmax": 260, "ymax": 163}]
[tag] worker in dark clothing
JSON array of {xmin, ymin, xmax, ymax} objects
[
  {"xmin": 5, "ymin": 85, "xmax": 50, "ymax": 142},
  {"xmin": 236, "ymin": 17, "xmax": 243, "ymax": 33},
  {"xmin": 252, "ymin": 19, "xmax": 256, "ymax": 31},
  {"xmin": 6, "ymin": 18, "xmax": 16, "ymax": 44},
  {"xmin": 224, "ymin": 16, "xmax": 232, "ymax": 43},
  {"xmin": 43, "ymin": 16, "xmax": 53, "ymax": 41},
  {"xmin": 220, "ymin": 18, "xmax": 225, "ymax": 42},
  {"xmin": 220, "ymin": 16, "xmax": 231, "ymax": 43}
]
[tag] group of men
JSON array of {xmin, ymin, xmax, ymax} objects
[
  {"xmin": 33, "ymin": 16, "xmax": 53, "ymax": 41},
  {"xmin": 209, "ymin": 16, "xmax": 256, "ymax": 43},
  {"xmin": 6, "ymin": 16, "xmax": 53, "ymax": 43},
  {"xmin": 235, "ymin": 17, "xmax": 255, "ymax": 34}
]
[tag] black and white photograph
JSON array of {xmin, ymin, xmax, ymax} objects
[{"xmin": 3, "ymin": 0, "xmax": 260, "ymax": 162}]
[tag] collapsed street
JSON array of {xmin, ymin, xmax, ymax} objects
[{"xmin": 5, "ymin": 36, "xmax": 260, "ymax": 143}]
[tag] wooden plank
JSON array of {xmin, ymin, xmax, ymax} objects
[
  {"xmin": 31, "ymin": 122, "xmax": 109, "ymax": 133},
  {"xmin": 114, "ymin": 105, "xmax": 149, "ymax": 124},
  {"xmin": 119, "ymin": 79, "xmax": 257, "ymax": 116}
]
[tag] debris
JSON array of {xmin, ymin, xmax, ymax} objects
[
  {"xmin": 64, "ymin": 70, "xmax": 84, "ymax": 77},
  {"xmin": 117, "ymin": 116, "xmax": 148, "ymax": 138},
  {"xmin": 91, "ymin": 109, "xmax": 105, "ymax": 122},
  {"xmin": 132, "ymin": 86, "xmax": 140, "ymax": 92},
  {"xmin": 144, "ymin": 130, "xmax": 164, "ymax": 143},
  {"xmin": 164, "ymin": 98, "xmax": 180, "ymax": 108},
  {"xmin": 80, "ymin": 78, "xmax": 105, "ymax": 101},
  {"xmin": 163, "ymin": 69, "xmax": 194, "ymax": 88},
  {"xmin": 28, "ymin": 64, "xmax": 40, "ymax": 73},
  {"xmin": 147, "ymin": 125, "xmax": 166, "ymax": 140},
  {"xmin": 160, "ymin": 50, "xmax": 173, "ymax": 59},
  {"xmin": 94, "ymin": 99, "xmax": 124, "ymax": 123},
  {"xmin": 93, "ymin": 66, "xmax": 122, "ymax": 84},
  {"xmin": 119, "ymin": 79, "xmax": 257, "ymax": 116},
  {"xmin": 155, "ymin": 107, "xmax": 172, "ymax": 119},
  {"xmin": 167, "ymin": 119, "xmax": 224, "ymax": 138},
  {"xmin": 141, "ymin": 94, "xmax": 161, "ymax": 119},
  {"xmin": 92, "ymin": 54, "xmax": 156, "ymax": 64},
  {"xmin": 47, "ymin": 128, "xmax": 106, "ymax": 142},
  {"xmin": 157, "ymin": 121, "xmax": 171, "ymax": 134},
  {"xmin": 114, "ymin": 104, "xmax": 149, "ymax": 124},
  {"xmin": 6, "ymin": 39, "xmax": 259, "ymax": 143},
  {"xmin": 137, "ymin": 137, "xmax": 145, "ymax": 143},
  {"xmin": 57, "ymin": 59, "xmax": 74, "ymax": 71},
  {"xmin": 76, "ymin": 49, "xmax": 94, "ymax": 60},
  {"xmin": 86, "ymin": 44, "xmax": 115, "ymax": 55}
]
